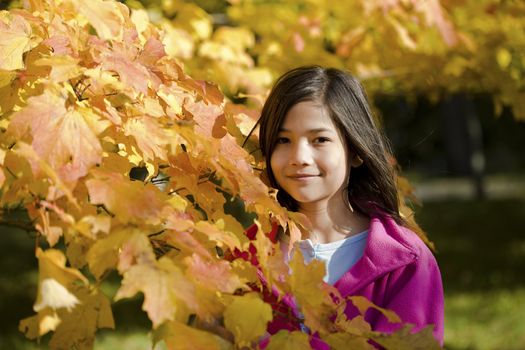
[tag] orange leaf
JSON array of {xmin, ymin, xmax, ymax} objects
[
  {"xmin": 8, "ymin": 90, "xmax": 104, "ymax": 185},
  {"xmin": 184, "ymin": 253, "xmax": 245, "ymax": 294},
  {"xmin": 115, "ymin": 257, "xmax": 199, "ymax": 328},
  {"xmin": 86, "ymin": 169, "xmax": 169, "ymax": 225}
]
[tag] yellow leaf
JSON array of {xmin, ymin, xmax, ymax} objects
[
  {"xmin": 370, "ymin": 324, "xmax": 441, "ymax": 350},
  {"xmin": 184, "ymin": 253, "xmax": 245, "ymax": 294},
  {"xmin": 0, "ymin": 69, "xmax": 16, "ymax": 88},
  {"xmin": 115, "ymin": 256, "xmax": 199, "ymax": 327},
  {"xmin": 161, "ymin": 21, "xmax": 195, "ymax": 59},
  {"xmin": 123, "ymin": 116, "xmax": 170, "ymax": 161},
  {"xmin": 86, "ymin": 169, "xmax": 169, "ymax": 225},
  {"xmin": 266, "ymin": 330, "xmax": 311, "ymax": 350},
  {"xmin": 87, "ymin": 228, "xmax": 155, "ymax": 279},
  {"xmin": 349, "ymin": 295, "xmax": 401, "ymax": 324},
  {"xmin": 223, "ymin": 293, "xmax": 272, "ymax": 347},
  {"xmin": 0, "ymin": 12, "xmax": 35, "ymax": 70},
  {"xmin": 19, "ymin": 308, "xmax": 61, "ymax": 339},
  {"xmin": 130, "ymin": 8, "xmax": 150, "ymax": 37},
  {"xmin": 323, "ymin": 332, "xmax": 374, "ymax": 350},
  {"xmin": 155, "ymin": 320, "xmax": 233, "ymax": 350},
  {"xmin": 47, "ymin": 286, "xmax": 115, "ymax": 350},
  {"xmin": 195, "ymin": 220, "xmax": 241, "ymax": 251},
  {"xmin": 496, "ymin": 47, "xmax": 512, "ymax": 69},
  {"xmin": 34, "ymin": 278, "xmax": 80, "ymax": 312},
  {"xmin": 8, "ymin": 89, "xmax": 104, "ymax": 185},
  {"xmin": 34, "ymin": 55, "xmax": 82, "ymax": 82},
  {"xmin": 70, "ymin": 0, "xmax": 126, "ymax": 41}
]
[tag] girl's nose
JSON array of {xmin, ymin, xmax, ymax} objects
[{"xmin": 290, "ymin": 140, "xmax": 313, "ymax": 166}]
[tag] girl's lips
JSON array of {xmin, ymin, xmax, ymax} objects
[{"xmin": 287, "ymin": 174, "xmax": 319, "ymax": 180}]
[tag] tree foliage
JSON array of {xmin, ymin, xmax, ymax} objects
[
  {"xmin": 125, "ymin": 0, "xmax": 525, "ymax": 119},
  {"xmin": 0, "ymin": 0, "xmax": 448, "ymax": 349}
]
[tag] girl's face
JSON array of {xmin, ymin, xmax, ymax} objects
[{"xmin": 270, "ymin": 101, "xmax": 349, "ymax": 210}]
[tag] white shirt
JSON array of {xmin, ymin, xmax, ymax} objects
[{"xmin": 297, "ymin": 230, "xmax": 369, "ymax": 285}]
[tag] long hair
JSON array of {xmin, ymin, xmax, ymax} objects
[{"xmin": 258, "ymin": 65, "xmax": 403, "ymax": 224}]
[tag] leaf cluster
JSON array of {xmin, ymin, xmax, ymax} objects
[{"xmin": 0, "ymin": 0, "xmax": 441, "ymax": 349}]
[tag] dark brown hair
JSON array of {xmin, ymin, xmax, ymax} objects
[{"xmin": 258, "ymin": 65, "xmax": 403, "ymax": 223}]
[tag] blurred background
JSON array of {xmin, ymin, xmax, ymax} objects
[{"xmin": 1, "ymin": 0, "xmax": 525, "ymax": 349}]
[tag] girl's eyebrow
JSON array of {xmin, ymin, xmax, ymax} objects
[{"xmin": 278, "ymin": 127, "xmax": 335, "ymax": 134}]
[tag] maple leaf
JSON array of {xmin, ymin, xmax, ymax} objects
[
  {"xmin": 154, "ymin": 320, "xmax": 233, "ymax": 350},
  {"xmin": 21, "ymin": 283, "xmax": 116, "ymax": 349},
  {"xmin": 99, "ymin": 40, "xmax": 161, "ymax": 94},
  {"xmin": 122, "ymin": 116, "xmax": 170, "ymax": 162},
  {"xmin": 265, "ymin": 330, "xmax": 311, "ymax": 350},
  {"xmin": 223, "ymin": 293, "xmax": 272, "ymax": 347},
  {"xmin": 85, "ymin": 169, "xmax": 169, "ymax": 225},
  {"xmin": 370, "ymin": 324, "xmax": 442, "ymax": 350},
  {"xmin": 19, "ymin": 308, "xmax": 62, "ymax": 340},
  {"xmin": 8, "ymin": 89, "xmax": 105, "ymax": 185},
  {"xmin": 86, "ymin": 228, "xmax": 155, "ymax": 279},
  {"xmin": 33, "ymin": 278, "xmax": 80, "ymax": 312},
  {"xmin": 20, "ymin": 248, "xmax": 93, "ymax": 340},
  {"xmin": 34, "ymin": 55, "xmax": 83, "ymax": 83},
  {"xmin": 322, "ymin": 332, "xmax": 375, "ymax": 350},
  {"xmin": 69, "ymin": 0, "xmax": 127, "ymax": 41},
  {"xmin": 47, "ymin": 286, "xmax": 114, "ymax": 350},
  {"xmin": 348, "ymin": 295, "xmax": 401, "ymax": 324},
  {"xmin": 184, "ymin": 253, "xmax": 245, "ymax": 294},
  {"xmin": 0, "ymin": 12, "xmax": 37, "ymax": 70},
  {"xmin": 139, "ymin": 36, "xmax": 167, "ymax": 67},
  {"xmin": 288, "ymin": 248, "xmax": 341, "ymax": 334},
  {"xmin": 194, "ymin": 220, "xmax": 242, "ymax": 251},
  {"xmin": 115, "ymin": 256, "xmax": 200, "ymax": 328}
]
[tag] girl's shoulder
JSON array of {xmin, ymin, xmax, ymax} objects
[{"xmin": 368, "ymin": 214, "xmax": 437, "ymax": 265}]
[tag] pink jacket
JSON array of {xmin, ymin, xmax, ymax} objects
[{"xmin": 257, "ymin": 214, "xmax": 444, "ymax": 348}]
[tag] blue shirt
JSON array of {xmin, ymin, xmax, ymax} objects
[{"xmin": 297, "ymin": 230, "xmax": 369, "ymax": 285}]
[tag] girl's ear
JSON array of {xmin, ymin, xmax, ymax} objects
[{"xmin": 350, "ymin": 154, "xmax": 363, "ymax": 167}]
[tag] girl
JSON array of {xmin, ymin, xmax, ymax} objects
[{"xmin": 256, "ymin": 66, "xmax": 444, "ymax": 346}]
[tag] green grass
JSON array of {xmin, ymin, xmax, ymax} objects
[
  {"xmin": 2, "ymin": 197, "xmax": 525, "ymax": 349},
  {"xmin": 416, "ymin": 198, "xmax": 525, "ymax": 350}
]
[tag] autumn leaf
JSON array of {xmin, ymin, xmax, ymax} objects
[
  {"xmin": 223, "ymin": 293, "xmax": 272, "ymax": 347},
  {"xmin": 154, "ymin": 320, "xmax": 233, "ymax": 350},
  {"xmin": 322, "ymin": 332, "xmax": 375, "ymax": 350},
  {"xmin": 115, "ymin": 256, "xmax": 199, "ymax": 328},
  {"xmin": 70, "ymin": 0, "xmax": 127, "ymax": 41},
  {"xmin": 265, "ymin": 330, "xmax": 311, "ymax": 350},
  {"xmin": 8, "ymin": 89, "xmax": 105, "ymax": 185},
  {"xmin": 34, "ymin": 55, "xmax": 83, "ymax": 83},
  {"xmin": 348, "ymin": 295, "xmax": 401, "ymax": 324},
  {"xmin": 86, "ymin": 228, "xmax": 155, "ymax": 279},
  {"xmin": 86, "ymin": 169, "xmax": 169, "ymax": 225},
  {"xmin": 122, "ymin": 116, "xmax": 170, "ymax": 162},
  {"xmin": 0, "ymin": 11, "xmax": 37, "ymax": 70},
  {"xmin": 194, "ymin": 220, "xmax": 242, "ymax": 251},
  {"xmin": 288, "ymin": 246, "xmax": 341, "ymax": 334},
  {"xmin": 19, "ymin": 308, "xmax": 61, "ymax": 340},
  {"xmin": 33, "ymin": 278, "xmax": 80, "ymax": 312},
  {"xmin": 47, "ymin": 286, "xmax": 114, "ymax": 350},
  {"xmin": 184, "ymin": 253, "xmax": 245, "ymax": 294},
  {"xmin": 370, "ymin": 324, "xmax": 442, "ymax": 350}
]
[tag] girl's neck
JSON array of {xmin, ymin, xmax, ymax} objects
[{"xmin": 299, "ymin": 193, "xmax": 369, "ymax": 244}]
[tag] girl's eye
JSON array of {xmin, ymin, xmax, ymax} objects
[
  {"xmin": 314, "ymin": 137, "xmax": 331, "ymax": 144},
  {"xmin": 276, "ymin": 137, "xmax": 290, "ymax": 144}
]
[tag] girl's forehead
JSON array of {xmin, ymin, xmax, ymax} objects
[{"xmin": 280, "ymin": 101, "xmax": 336, "ymax": 131}]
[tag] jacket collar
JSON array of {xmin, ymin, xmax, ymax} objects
[{"xmin": 333, "ymin": 214, "xmax": 417, "ymax": 297}]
